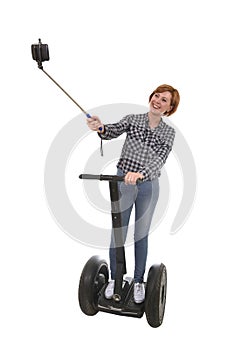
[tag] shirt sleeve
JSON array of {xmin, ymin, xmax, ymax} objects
[
  {"xmin": 139, "ymin": 128, "xmax": 176, "ymax": 181},
  {"xmin": 98, "ymin": 114, "xmax": 132, "ymax": 140}
]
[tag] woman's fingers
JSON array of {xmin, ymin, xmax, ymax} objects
[
  {"xmin": 86, "ymin": 116, "xmax": 103, "ymax": 132},
  {"xmin": 124, "ymin": 172, "xmax": 144, "ymax": 185}
]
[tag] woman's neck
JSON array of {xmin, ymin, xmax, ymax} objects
[{"xmin": 148, "ymin": 111, "xmax": 162, "ymax": 129}]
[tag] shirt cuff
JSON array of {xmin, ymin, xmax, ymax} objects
[
  {"xmin": 97, "ymin": 125, "xmax": 109, "ymax": 139},
  {"xmin": 139, "ymin": 168, "xmax": 150, "ymax": 182}
]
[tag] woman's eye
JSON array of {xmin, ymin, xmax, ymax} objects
[{"xmin": 162, "ymin": 98, "xmax": 167, "ymax": 102}]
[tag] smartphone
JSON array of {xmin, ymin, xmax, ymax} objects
[{"xmin": 31, "ymin": 39, "xmax": 49, "ymax": 67}]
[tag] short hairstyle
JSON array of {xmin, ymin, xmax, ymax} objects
[{"xmin": 149, "ymin": 84, "xmax": 180, "ymax": 116}]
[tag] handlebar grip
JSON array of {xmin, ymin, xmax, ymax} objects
[{"xmin": 79, "ymin": 174, "xmax": 101, "ymax": 180}]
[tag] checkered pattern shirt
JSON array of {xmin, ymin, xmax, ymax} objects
[{"xmin": 99, "ymin": 113, "xmax": 175, "ymax": 181}]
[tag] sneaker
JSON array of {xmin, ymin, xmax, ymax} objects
[
  {"xmin": 104, "ymin": 279, "xmax": 127, "ymax": 299},
  {"xmin": 134, "ymin": 283, "xmax": 145, "ymax": 303},
  {"xmin": 104, "ymin": 280, "xmax": 115, "ymax": 299}
]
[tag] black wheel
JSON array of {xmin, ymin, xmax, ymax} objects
[
  {"xmin": 78, "ymin": 255, "xmax": 109, "ymax": 316},
  {"xmin": 145, "ymin": 263, "xmax": 167, "ymax": 328}
]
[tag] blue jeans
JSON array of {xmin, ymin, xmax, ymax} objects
[{"xmin": 109, "ymin": 169, "xmax": 159, "ymax": 283}]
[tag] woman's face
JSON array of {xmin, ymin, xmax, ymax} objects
[{"xmin": 149, "ymin": 91, "xmax": 172, "ymax": 116}]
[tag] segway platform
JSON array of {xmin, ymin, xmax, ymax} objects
[{"xmin": 97, "ymin": 279, "xmax": 144, "ymax": 318}]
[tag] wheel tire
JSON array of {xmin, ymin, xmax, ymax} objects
[
  {"xmin": 78, "ymin": 255, "xmax": 109, "ymax": 316},
  {"xmin": 145, "ymin": 263, "xmax": 167, "ymax": 328}
]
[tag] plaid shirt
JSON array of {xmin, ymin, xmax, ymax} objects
[{"xmin": 100, "ymin": 113, "xmax": 175, "ymax": 181}]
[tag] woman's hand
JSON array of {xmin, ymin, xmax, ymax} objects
[
  {"xmin": 124, "ymin": 172, "xmax": 144, "ymax": 185},
  {"xmin": 86, "ymin": 115, "xmax": 104, "ymax": 133}
]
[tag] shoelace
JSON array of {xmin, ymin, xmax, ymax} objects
[{"xmin": 135, "ymin": 283, "xmax": 143, "ymax": 293}]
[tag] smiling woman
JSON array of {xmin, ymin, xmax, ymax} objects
[
  {"xmin": 149, "ymin": 84, "xmax": 180, "ymax": 117},
  {"xmin": 86, "ymin": 84, "xmax": 180, "ymax": 303}
]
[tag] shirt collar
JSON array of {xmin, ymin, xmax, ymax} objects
[{"xmin": 145, "ymin": 112, "xmax": 165, "ymax": 131}]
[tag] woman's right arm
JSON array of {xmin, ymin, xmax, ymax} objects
[{"xmin": 86, "ymin": 114, "xmax": 131, "ymax": 140}]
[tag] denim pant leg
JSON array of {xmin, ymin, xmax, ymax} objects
[{"xmin": 133, "ymin": 179, "xmax": 159, "ymax": 283}]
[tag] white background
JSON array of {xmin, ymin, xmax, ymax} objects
[{"xmin": 1, "ymin": 0, "xmax": 242, "ymax": 349}]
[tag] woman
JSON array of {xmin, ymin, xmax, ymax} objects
[{"xmin": 87, "ymin": 84, "xmax": 180, "ymax": 303}]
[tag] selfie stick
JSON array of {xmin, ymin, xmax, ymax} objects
[{"xmin": 32, "ymin": 39, "xmax": 102, "ymax": 129}]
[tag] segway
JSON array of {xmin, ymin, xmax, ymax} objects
[{"xmin": 78, "ymin": 174, "xmax": 167, "ymax": 328}]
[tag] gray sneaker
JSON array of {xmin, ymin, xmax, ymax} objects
[
  {"xmin": 104, "ymin": 279, "xmax": 127, "ymax": 299},
  {"xmin": 104, "ymin": 280, "xmax": 115, "ymax": 299},
  {"xmin": 134, "ymin": 283, "xmax": 145, "ymax": 303}
]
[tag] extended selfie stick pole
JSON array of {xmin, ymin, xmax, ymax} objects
[
  {"xmin": 31, "ymin": 38, "xmax": 102, "ymax": 128},
  {"xmin": 41, "ymin": 68, "xmax": 91, "ymax": 117}
]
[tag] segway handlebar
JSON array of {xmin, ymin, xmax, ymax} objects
[
  {"xmin": 79, "ymin": 174, "xmax": 125, "ymax": 182},
  {"xmin": 79, "ymin": 174, "xmax": 143, "ymax": 184}
]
